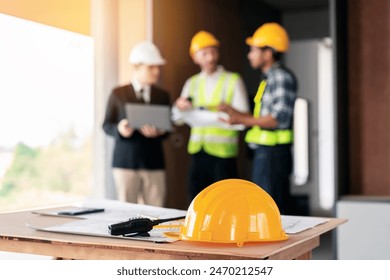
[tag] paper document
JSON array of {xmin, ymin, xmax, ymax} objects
[
  {"xmin": 281, "ymin": 215, "xmax": 330, "ymax": 234},
  {"xmin": 175, "ymin": 109, "xmax": 245, "ymax": 130},
  {"xmin": 27, "ymin": 219, "xmax": 182, "ymax": 243},
  {"xmin": 30, "ymin": 198, "xmax": 187, "ymax": 243},
  {"xmin": 29, "ymin": 199, "xmax": 330, "ymax": 242}
]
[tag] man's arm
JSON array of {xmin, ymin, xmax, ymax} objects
[
  {"xmin": 171, "ymin": 79, "xmax": 192, "ymax": 124},
  {"xmin": 230, "ymin": 77, "xmax": 250, "ymax": 113},
  {"xmin": 102, "ymin": 90, "xmax": 134, "ymax": 138},
  {"xmin": 218, "ymin": 103, "xmax": 278, "ymax": 128}
]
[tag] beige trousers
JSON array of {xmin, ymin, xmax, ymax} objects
[{"xmin": 112, "ymin": 168, "xmax": 166, "ymax": 207}]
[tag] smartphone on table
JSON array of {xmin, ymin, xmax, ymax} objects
[{"xmin": 57, "ymin": 207, "xmax": 105, "ymax": 216}]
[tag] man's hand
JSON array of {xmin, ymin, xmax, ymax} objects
[
  {"xmin": 218, "ymin": 103, "xmax": 243, "ymax": 125},
  {"xmin": 139, "ymin": 125, "xmax": 163, "ymax": 138},
  {"xmin": 175, "ymin": 97, "xmax": 192, "ymax": 111},
  {"xmin": 117, "ymin": 119, "xmax": 134, "ymax": 137},
  {"xmin": 219, "ymin": 103, "xmax": 278, "ymax": 128}
]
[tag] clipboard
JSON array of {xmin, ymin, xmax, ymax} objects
[{"xmin": 125, "ymin": 103, "xmax": 172, "ymax": 131}]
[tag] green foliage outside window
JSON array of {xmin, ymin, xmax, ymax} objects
[{"xmin": 0, "ymin": 130, "xmax": 92, "ymax": 211}]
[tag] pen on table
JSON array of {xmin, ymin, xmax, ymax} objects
[
  {"xmin": 153, "ymin": 224, "xmax": 182, "ymax": 229},
  {"xmin": 197, "ymin": 105, "xmax": 219, "ymax": 111}
]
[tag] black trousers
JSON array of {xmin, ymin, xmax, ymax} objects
[
  {"xmin": 187, "ymin": 150, "xmax": 238, "ymax": 204},
  {"xmin": 251, "ymin": 144, "xmax": 293, "ymax": 215}
]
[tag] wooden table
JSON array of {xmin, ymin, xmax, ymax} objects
[{"xmin": 0, "ymin": 208, "xmax": 346, "ymax": 260}]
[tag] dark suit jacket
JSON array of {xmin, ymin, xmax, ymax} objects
[{"xmin": 102, "ymin": 84, "xmax": 171, "ymax": 169}]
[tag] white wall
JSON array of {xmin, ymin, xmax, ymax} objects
[{"xmin": 337, "ymin": 198, "xmax": 390, "ymax": 259}]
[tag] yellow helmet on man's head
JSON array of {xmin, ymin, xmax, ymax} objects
[
  {"xmin": 246, "ymin": 22, "xmax": 289, "ymax": 53},
  {"xmin": 179, "ymin": 179, "xmax": 288, "ymax": 247},
  {"xmin": 189, "ymin": 30, "xmax": 220, "ymax": 56}
]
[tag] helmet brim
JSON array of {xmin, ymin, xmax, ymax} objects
[
  {"xmin": 245, "ymin": 37, "xmax": 254, "ymax": 46},
  {"xmin": 129, "ymin": 58, "xmax": 166, "ymax": 65}
]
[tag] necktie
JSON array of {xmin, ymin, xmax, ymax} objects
[{"xmin": 137, "ymin": 88, "xmax": 144, "ymax": 102}]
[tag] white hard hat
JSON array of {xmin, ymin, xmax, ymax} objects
[{"xmin": 128, "ymin": 41, "xmax": 166, "ymax": 65}]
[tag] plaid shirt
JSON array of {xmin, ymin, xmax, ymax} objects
[{"xmin": 260, "ymin": 62, "xmax": 297, "ymax": 130}]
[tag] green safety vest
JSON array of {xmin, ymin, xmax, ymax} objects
[
  {"xmin": 187, "ymin": 72, "xmax": 240, "ymax": 158},
  {"xmin": 245, "ymin": 80, "xmax": 293, "ymax": 146}
]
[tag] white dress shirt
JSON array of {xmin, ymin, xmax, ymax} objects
[{"xmin": 132, "ymin": 78, "xmax": 151, "ymax": 103}]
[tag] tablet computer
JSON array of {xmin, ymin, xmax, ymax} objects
[{"xmin": 125, "ymin": 103, "xmax": 172, "ymax": 131}]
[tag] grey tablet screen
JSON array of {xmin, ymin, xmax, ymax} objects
[{"xmin": 125, "ymin": 103, "xmax": 172, "ymax": 131}]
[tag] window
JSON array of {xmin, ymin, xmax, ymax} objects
[{"xmin": 0, "ymin": 13, "xmax": 94, "ymax": 211}]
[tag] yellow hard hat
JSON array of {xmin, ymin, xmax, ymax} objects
[
  {"xmin": 246, "ymin": 22, "xmax": 289, "ymax": 52},
  {"xmin": 189, "ymin": 30, "xmax": 220, "ymax": 56},
  {"xmin": 179, "ymin": 179, "xmax": 288, "ymax": 247}
]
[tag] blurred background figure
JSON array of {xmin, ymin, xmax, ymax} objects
[
  {"xmin": 102, "ymin": 41, "xmax": 170, "ymax": 206},
  {"xmin": 172, "ymin": 31, "xmax": 249, "ymax": 203},
  {"xmin": 219, "ymin": 23, "xmax": 297, "ymax": 214}
]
